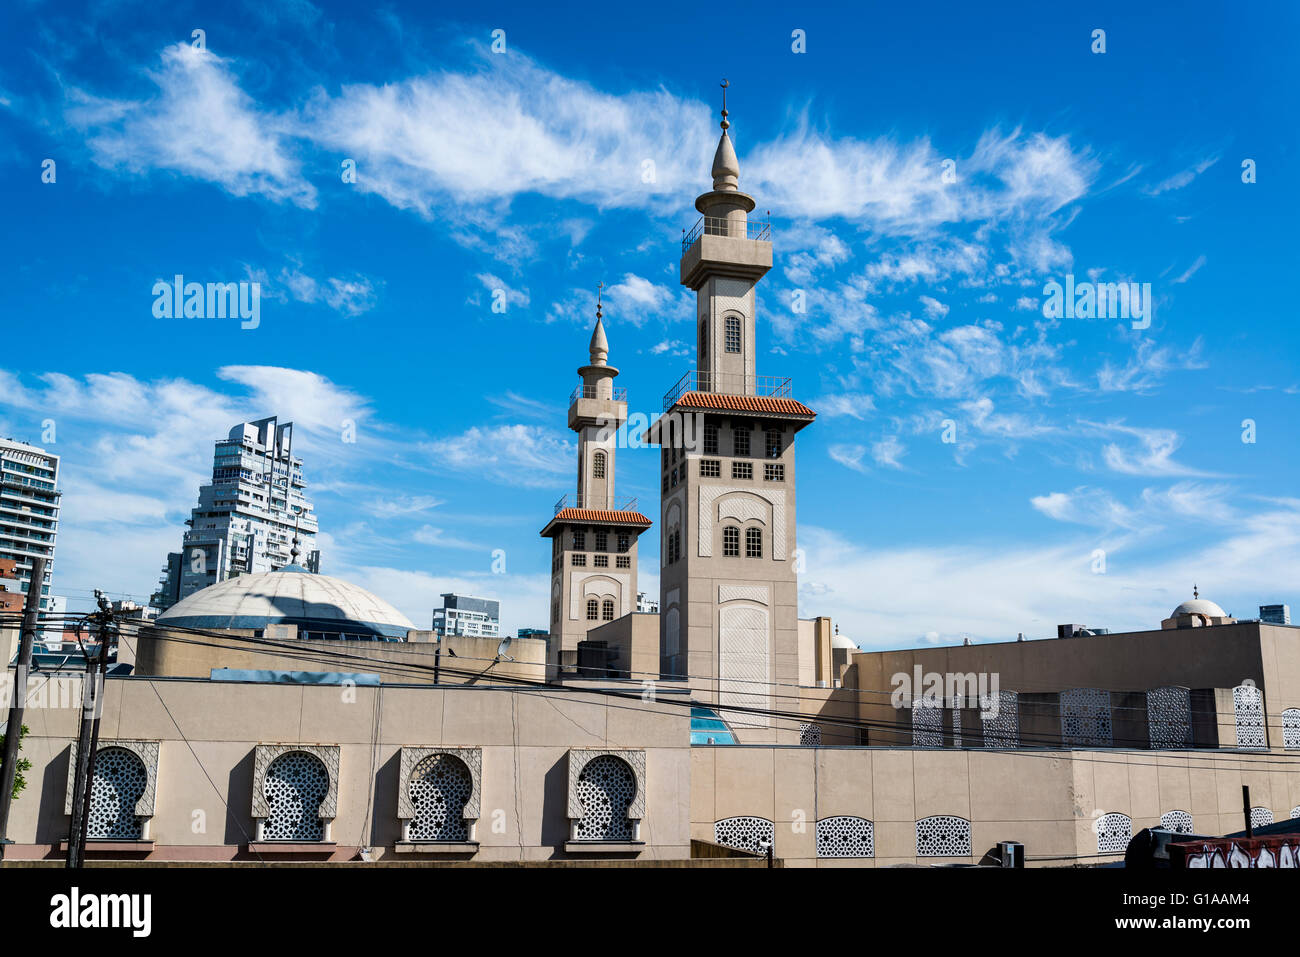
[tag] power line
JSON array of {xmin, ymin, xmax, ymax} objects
[{"xmin": 101, "ymin": 618, "xmax": 1300, "ymax": 774}]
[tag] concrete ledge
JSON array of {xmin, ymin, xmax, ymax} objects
[
  {"xmin": 247, "ymin": 842, "xmax": 337, "ymax": 854},
  {"xmin": 393, "ymin": 842, "xmax": 479, "ymax": 854},
  {"xmin": 58, "ymin": 840, "xmax": 155, "ymax": 854},
  {"xmin": 564, "ymin": 841, "xmax": 644, "ymax": 855}
]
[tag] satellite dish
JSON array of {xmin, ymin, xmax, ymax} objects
[{"xmin": 496, "ymin": 636, "xmax": 513, "ymax": 659}]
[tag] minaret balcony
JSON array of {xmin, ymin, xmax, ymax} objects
[
  {"xmin": 568, "ymin": 385, "xmax": 628, "ymax": 430},
  {"xmin": 553, "ymin": 493, "xmax": 640, "ymax": 515},
  {"xmin": 680, "ymin": 216, "xmax": 772, "ymax": 288},
  {"xmin": 662, "ymin": 370, "xmax": 792, "ymax": 409}
]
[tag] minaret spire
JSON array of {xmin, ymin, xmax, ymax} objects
[
  {"xmin": 588, "ymin": 281, "xmax": 609, "ymax": 366},
  {"xmin": 711, "ymin": 79, "xmax": 740, "ymax": 191}
]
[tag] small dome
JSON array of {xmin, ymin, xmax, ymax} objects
[
  {"xmin": 158, "ymin": 568, "xmax": 416, "ymax": 638},
  {"xmin": 1171, "ymin": 598, "xmax": 1228, "ymax": 619},
  {"xmin": 831, "ymin": 633, "xmax": 858, "ymax": 651}
]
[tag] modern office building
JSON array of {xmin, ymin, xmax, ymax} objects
[
  {"xmin": 637, "ymin": 592, "xmax": 659, "ymax": 614},
  {"xmin": 1260, "ymin": 604, "xmax": 1291, "ymax": 625},
  {"xmin": 432, "ymin": 593, "xmax": 500, "ymax": 638},
  {"xmin": 0, "ymin": 437, "xmax": 61, "ymax": 616},
  {"xmin": 152, "ymin": 417, "xmax": 319, "ymax": 611}
]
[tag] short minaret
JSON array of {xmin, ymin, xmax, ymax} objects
[
  {"xmin": 541, "ymin": 295, "xmax": 653, "ymax": 679},
  {"xmin": 649, "ymin": 85, "xmax": 816, "ymax": 744}
]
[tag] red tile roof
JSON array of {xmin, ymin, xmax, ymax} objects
[
  {"xmin": 672, "ymin": 391, "xmax": 816, "ymax": 418},
  {"xmin": 541, "ymin": 508, "xmax": 653, "ymax": 536}
]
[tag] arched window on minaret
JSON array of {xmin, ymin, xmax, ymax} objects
[
  {"xmin": 699, "ymin": 318, "xmax": 709, "ymax": 365},
  {"xmin": 725, "ymin": 315, "xmax": 742, "ymax": 354},
  {"xmin": 586, "ymin": 598, "xmax": 599, "ymax": 621},
  {"xmin": 593, "ymin": 451, "xmax": 606, "ymax": 479}
]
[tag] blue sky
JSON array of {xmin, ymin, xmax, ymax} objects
[{"xmin": 2, "ymin": 0, "xmax": 1297, "ymax": 646}]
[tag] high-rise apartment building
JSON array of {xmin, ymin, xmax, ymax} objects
[
  {"xmin": 1259, "ymin": 604, "xmax": 1291, "ymax": 625},
  {"xmin": 152, "ymin": 417, "xmax": 319, "ymax": 610},
  {"xmin": 432, "ymin": 593, "xmax": 500, "ymax": 638},
  {"xmin": 0, "ymin": 437, "xmax": 61, "ymax": 614}
]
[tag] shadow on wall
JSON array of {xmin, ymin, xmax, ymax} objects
[
  {"xmin": 542, "ymin": 755, "xmax": 570, "ymax": 856},
  {"xmin": 35, "ymin": 746, "xmax": 72, "ymax": 852},
  {"xmin": 225, "ymin": 749, "xmax": 257, "ymax": 846}
]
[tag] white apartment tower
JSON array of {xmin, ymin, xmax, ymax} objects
[
  {"xmin": 649, "ymin": 91, "xmax": 817, "ymax": 743},
  {"xmin": 0, "ymin": 437, "xmax": 61, "ymax": 612},
  {"xmin": 153, "ymin": 417, "xmax": 320, "ymax": 609},
  {"xmin": 540, "ymin": 306, "xmax": 652, "ymax": 677}
]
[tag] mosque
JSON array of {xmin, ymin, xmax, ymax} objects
[{"xmin": 3, "ymin": 98, "xmax": 1298, "ymax": 867}]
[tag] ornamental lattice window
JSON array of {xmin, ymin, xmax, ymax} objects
[
  {"xmin": 703, "ymin": 424, "xmax": 718, "ymax": 455},
  {"xmin": 732, "ymin": 461, "xmax": 753, "ymax": 480},
  {"xmin": 1097, "ymin": 812, "xmax": 1132, "ymax": 853},
  {"xmin": 733, "ymin": 429, "xmax": 749, "ymax": 456},
  {"xmin": 1281, "ymin": 709, "xmax": 1300, "ymax": 750},
  {"xmin": 714, "ymin": 816, "xmax": 774, "ymax": 855},
  {"xmin": 586, "ymin": 598, "xmax": 599, "ymax": 620},
  {"xmin": 1291, "ymin": 806, "xmax": 1300, "ymax": 820},
  {"xmin": 700, "ymin": 459, "xmax": 720, "ymax": 477},
  {"xmin": 1060, "ymin": 688, "xmax": 1113, "ymax": 747},
  {"xmin": 262, "ymin": 751, "xmax": 330, "ymax": 841},
  {"xmin": 593, "ymin": 451, "xmax": 606, "ymax": 479},
  {"xmin": 1161, "ymin": 810, "xmax": 1194, "ymax": 834},
  {"xmin": 408, "ymin": 754, "xmax": 472, "ymax": 842},
  {"xmin": 1147, "ymin": 686, "xmax": 1192, "ymax": 749},
  {"xmin": 915, "ymin": 815, "xmax": 971, "ymax": 857},
  {"xmin": 982, "ymin": 691, "xmax": 1019, "ymax": 748},
  {"xmin": 816, "ymin": 816, "xmax": 874, "ymax": 858},
  {"xmin": 799, "ymin": 723, "xmax": 821, "ymax": 747},
  {"xmin": 723, "ymin": 526, "xmax": 740, "ymax": 557},
  {"xmin": 745, "ymin": 527, "xmax": 762, "ymax": 558},
  {"xmin": 87, "ymin": 748, "xmax": 148, "ymax": 840},
  {"xmin": 574, "ymin": 755, "xmax": 637, "ymax": 841},
  {"xmin": 601, "ymin": 599, "xmax": 615, "ymax": 621},
  {"xmin": 1233, "ymin": 685, "xmax": 1266, "ymax": 750},
  {"xmin": 1250, "ymin": 806, "xmax": 1273, "ymax": 828},
  {"xmin": 912, "ymin": 703, "xmax": 943, "ymax": 748}
]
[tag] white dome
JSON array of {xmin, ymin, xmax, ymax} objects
[
  {"xmin": 1171, "ymin": 598, "xmax": 1228, "ymax": 619},
  {"xmin": 831, "ymin": 634, "xmax": 859, "ymax": 650},
  {"xmin": 157, "ymin": 567, "xmax": 416, "ymax": 638}
]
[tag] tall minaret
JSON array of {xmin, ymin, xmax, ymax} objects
[
  {"xmin": 680, "ymin": 79, "xmax": 772, "ymax": 394},
  {"xmin": 541, "ymin": 293, "xmax": 652, "ymax": 679},
  {"xmin": 652, "ymin": 84, "xmax": 816, "ymax": 744}
]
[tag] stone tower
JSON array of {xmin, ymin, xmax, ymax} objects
[
  {"xmin": 541, "ymin": 302, "xmax": 652, "ymax": 678},
  {"xmin": 650, "ymin": 89, "xmax": 816, "ymax": 743}
]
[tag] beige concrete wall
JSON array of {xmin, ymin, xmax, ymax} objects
[
  {"xmin": 131, "ymin": 626, "xmax": 546, "ymax": 685},
  {"xmin": 691, "ymin": 745, "xmax": 1299, "ymax": 868},
  {"xmin": 4, "ymin": 676, "xmax": 691, "ymax": 862}
]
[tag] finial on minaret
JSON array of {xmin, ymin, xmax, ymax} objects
[
  {"xmin": 588, "ymin": 282, "xmax": 609, "ymax": 366},
  {"xmin": 1193, "ymin": 583, "xmax": 1199, "ymax": 599},
  {"xmin": 710, "ymin": 79, "xmax": 740, "ymax": 191},
  {"xmin": 290, "ymin": 512, "xmax": 301, "ymax": 565}
]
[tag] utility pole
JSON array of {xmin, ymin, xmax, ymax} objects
[
  {"xmin": 0, "ymin": 556, "xmax": 48, "ymax": 864},
  {"xmin": 66, "ymin": 591, "xmax": 114, "ymax": 868}
]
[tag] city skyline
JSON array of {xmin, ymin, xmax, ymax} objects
[{"xmin": 2, "ymin": 1, "xmax": 1297, "ymax": 645}]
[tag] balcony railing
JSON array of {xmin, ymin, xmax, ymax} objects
[
  {"xmin": 554, "ymin": 493, "xmax": 639, "ymax": 515},
  {"xmin": 662, "ymin": 370, "xmax": 793, "ymax": 411},
  {"xmin": 568, "ymin": 384, "xmax": 628, "ymax": 405},
  {"xmin": 682, "ymin": 216, "xmax": 772, "ymax": 253}
]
